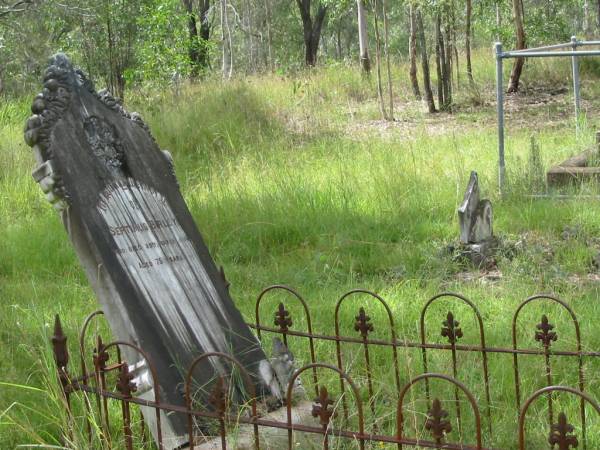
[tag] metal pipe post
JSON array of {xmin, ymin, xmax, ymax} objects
[
  {"xmin": 495, "ymin": 43, "xmax": 505, "ymax": 194},
  {"xmin": 571, "ymin": 36, "xmax": 581, "ymax": 136}
]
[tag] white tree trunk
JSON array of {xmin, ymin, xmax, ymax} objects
[
  {"xmin": 496, "ymin": 1, "xmax": 501, "ymax": 40},
  {"xmin": 245, "ymin": 0, "xmax": 255, "ymax": 72},
  {"xmin": 373, "ymin": 0, "xmax": 387, "ymax": 119},
  {"xmin": 264, "ymin": 0, "xmax": 273, "ymax": 70},
  {"xmin": 221, "ymin": 0, "xmax": 233, "ymax": 79},
  {"xmin": 382, "ymin": 0, "xmax": 394, "ymax": 119},
  {"xmin": 357, "ymin": 0, "xmax": 370, "ymax": 72},
  {"xmin": 584, "ymin": 0, "xmax": 592, "ymax": 37}
]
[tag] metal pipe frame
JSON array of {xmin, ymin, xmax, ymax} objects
[{"xmin": 495, "ymin": 36, "xmax": 596, "ymax": 194}]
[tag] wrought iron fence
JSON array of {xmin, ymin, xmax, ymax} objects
[{"xmin": 51, "ymin": 287, "xmax": 600, "ymax": 449}]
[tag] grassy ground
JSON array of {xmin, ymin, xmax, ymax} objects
[{"xmin": 3, "ymin": 51, "xmax": 600, "ymax": 448}]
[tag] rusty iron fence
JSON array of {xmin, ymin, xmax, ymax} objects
[{"xmin": 51, "ymin": 287, "xmax": 600, "ymax": 449}]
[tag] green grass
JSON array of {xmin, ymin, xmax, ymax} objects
[{"xmin": 3, "ymin": 49, "xmax": 600, "ymax": 448}]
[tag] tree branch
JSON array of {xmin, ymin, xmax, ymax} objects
[{"xmin": 227, "ymin": 3, "xmax": 263, "ymax": 39}]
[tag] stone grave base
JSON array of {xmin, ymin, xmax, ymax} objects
[
  {"xmin": 458, "ymin": 238, "xmax": 498, "ymax": 269},
  {"xmin": 194, "ymin": 401, "xmax": 322, "ymax": 450},
  {"xmin": 547, "ymin": 133, "xmax": 600, "ymax": 186}
]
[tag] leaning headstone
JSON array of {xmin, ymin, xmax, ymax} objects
[
  {"xmin": 457, "ymin": 171, "xmax": 495, "ymax": 267},
  {"xmin": 24, "ymin": 54, "xmax": 275, "ymax": 449},
  {"xmin": 458, "ymin": 171, "xmax": 493, "ymax": 244}
]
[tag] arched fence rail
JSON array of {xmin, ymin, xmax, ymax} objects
[{"xmin": 50, "ymin": 287, "xmax": 600, "ymax": 449}]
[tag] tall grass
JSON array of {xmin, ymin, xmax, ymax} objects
[{"xmin": 2, "ymin": 50, "xmax": 600, "ymax": 448}]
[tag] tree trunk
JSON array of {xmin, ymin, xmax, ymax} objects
[
  {"xmin": 416, "ymin": 9, "xmax": 436, "ymax": 113},
  {"xmin": 450, "ymin": 0, "xmax": 459, "ymax": 89},
  {"xmin": 220, "ymin": 0, "xmax": 233, "ymax": 78},
  {"xmin": 182, "ymin": 0, "xmax": 211, "ymax": 76},
  {"xmin": 466, "ymin": 0, "xmax": 474, "ymax": 84},
  {"xmin": 444, "ymin": 14, "xmax": 453, "ymax": 109},
  {"xmin": 357, "ymin": 0, "xmax": 370, "ymax": 72},
  {"xmin": 496, "ymin": 1, "xmax": 501, "ymax": 40},
  {"xmin": 322, "ymin": 32, "xmax": 329, "ymax": 58},
  {"xmin": 373, "ymin": 0, "xmax": 388, "ymax": 119},
  {"xmin": 244, "ymin": 0, "xmax": 255, "ymax": 72},
  {"xmin": 264, "ymin": 0, "xmax": 273, "ymax": 70},
  {"xmin": 183, "ymin": 0, "xmax": 200, "ymax": 76},
  {"xmin": 382, "ymin": 0, "xmax": 394, "ymax": 119},
  {"xmin": 296, "ymin": 0, "xmax": 328, "ymax": 66},
  {"xmin": 409, "ymin": 4, "xmax": 421, "ymax": 99},
  {"xmin": 507, "ymin": 0, "xmax": 526, "ymax": 92},
  {"xmin": 198, "ymin": 1, "xmax": 211, "ymax": 70},
  {"xmin": 435, "ymin": 14, "xmax": 444, "ymax": 108},
  {"xmin": 453, "ymin": 36, "xmax": 459, "ymax": 88},
  {"xmin": 584, "ymin": 0, "xmax": 590, "ymax": 37}
]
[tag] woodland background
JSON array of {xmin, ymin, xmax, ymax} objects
[{"xmin": 0, "ymin": 0, "xmax": 597, "ymax": 102}]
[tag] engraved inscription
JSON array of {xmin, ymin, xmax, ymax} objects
[
  {"xmin": 97, "ymin": 179, "xmax": 230, "ymax": 358},
  {"xmin": 98, "ymin": 180, "xmax": 184, "ymax": 269}
]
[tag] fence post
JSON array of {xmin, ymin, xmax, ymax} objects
[
  {"xmin": 571, "ymin": 35, "xmax": 581, "ymax": 136},
  {"xmin": 51, "ymin": 315, "xmax": 73, "ymax": 444},
  {"xmin": 495, "ymin": 42, "xmax": 505, "ymax": 195}
]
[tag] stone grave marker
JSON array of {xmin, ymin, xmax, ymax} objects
[
  {"xmin": 24, "ymin": 54, "xmax": 275, "ymax": 449},
  {"xmin": 458, "ymin": 171, "xmax": 493, "ymax": 244},
  {"xmin": 457, "ymin": 171, "xmax": 494, "ymax": 267}
]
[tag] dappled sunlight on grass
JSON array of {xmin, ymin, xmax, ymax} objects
[{"xmin": 3, "ymin": 54, "xmax": 600, "ymax": 447}]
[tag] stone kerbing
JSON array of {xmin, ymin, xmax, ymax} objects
[{"xmin": 547, "ymin": 131, "xmax": 600, "ymax": 187}]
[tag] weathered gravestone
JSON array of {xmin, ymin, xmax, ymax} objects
[
  {"xmin": 457, "ymin": 171, "xmax": 495, "ymax": 267},
  {"xmin": 458, "ymin": 171, "xmax": 493, "ymax": 244},
  {"xmin": 24, "ymin": 54, "xmax": 276, "ymax": 449}
]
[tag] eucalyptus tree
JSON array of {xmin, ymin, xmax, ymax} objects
[
  {"xmin": 408, "ymin": 2, "xmax": 420, "ymax": 98},
  {"xmin": 381, "ymin": 0, "xmax": 393, "ymax": 118},
  {"xmin": 416, "ymin": 7, "xmax": 436, "ymax": 112},
  {"xmin": 220, "ymin": 0, "xmax": 232, "ymax": 78},
  {"xmin": 465, "ymin": 0, "xmax": 473, "ymax": 84},
  {"xmin": 182, "ymin": 0, "xmax": 212, "ymax": 76},
  {"xmin": 432, "ymin": 0, "xmax": 453, "ymax": 111},
  {"xmin": 295, "ymin": 0, "xmax": 328, "ymax": 66},
  {"xmin": 76, "ymin": 0, "xmax": 146, "ymax": 99},
  {"xmin": 507, "ymin": 0, "xmax": 525, "ymax": 92},
  {"xmin": 357, "ymin": 0, "xmax": 370, "ymax": 72}
]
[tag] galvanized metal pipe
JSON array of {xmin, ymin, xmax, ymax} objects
[
  {"xmin": 571, "ymin": 36, "xmax": 581, "ymax": 136},
  {"xmin": 508, "ymin": 42, "xmax": 572, "ymax": 53},
  {"xmin": 575, "ymin": 40, "xmax": 600, "ymax": 46},
  {"xmin": 495, "ymin": 42, "xmax": 505, "ymax": 194},
  {"xmin": 501, "ymin": 49, "xmax": 600, "ymax": 58}
]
